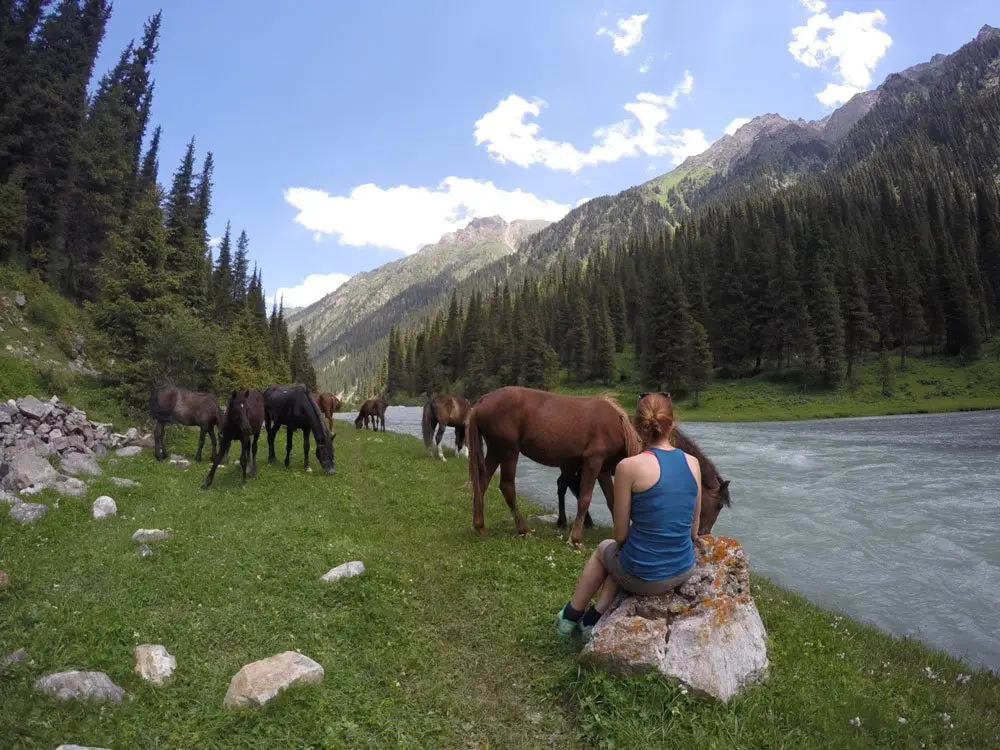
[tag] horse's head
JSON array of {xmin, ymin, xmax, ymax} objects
[
  {"xmin": 316, "ymin": 432, "xmax": 336, "ymax": 474},
  {"xmin": 227, "ymin": 390, "xmax": 254, "ymax": 437},
  {"xmin": 354, "ymin": 413, "xmax": 364, "ymax": 429},
  {"xmin": 698, "ymin": 478, "xmax": 731, "ymax": 535}
]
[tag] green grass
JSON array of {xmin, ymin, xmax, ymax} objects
[
  {"xmin": 2, "ymin": 427, "xmax": 998, "ymax": 749},
  {"xmin": 559, "ymin": 346, "xmax": 1000, "ymax": 422}
]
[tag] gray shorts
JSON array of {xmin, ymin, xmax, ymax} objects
[{"xmin": 599, "ymin": 539, "xmax": 695, "ymax": 596}]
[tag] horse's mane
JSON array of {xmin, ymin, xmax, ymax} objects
[
  {"xmin": 300, "ymin": 386, "xmax": 331, "ymax": 444},
  {"xmin": 598, "ymin": 392, "xmax": 642, "ymax": 457},
  {"xmin": 672, "ymin": 428, "xmax": 731, "ymax": 507}
]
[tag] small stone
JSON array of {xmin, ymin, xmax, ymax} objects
[
  {"xmin": 56, "ymin": 745, "xmax": 111, "ymax": 750},
  {"xmin": 531, "ymin": 513, "xmax": 560, "ymax": 525},
  {"xmin": 91, "ymin": 496, "xmax": 117, "ymax": 520},
  {"xmin": 60, "ymin": 452, "xmax": 102, "ymax": 477},
  {"xmin": 132, "ymin": 529, "xmax": 168, "ymax": 543},
  {"xmin": 0, "ymin": 569, "xmax": 8, "ymax": 588},
  {"xmin": 13, "ymin": 291, "xmax": 25, "ymax": 307},
  {"xmin": 898, "ymin": 717, "xmax": 908, "ymax": 725},
  {"xmin": 116, "ymin": 445, "xmax": 142, "ymax": 458},
  {"xmin": 133, "ymin": 644, "xmax": 176, "ymax": 684},
  {"xmin": 9, "ymin": 502, "xmax": 47, "ymax": 525},
  {"xmin": 320, "ymin": 561, "xmax": 365, "ymax": 582},
  {"xmin": 223, "ymin": 651, "xmax": 324, "ymax": 710},
  {"xmin": 169, "ymin": 456, "xmax": 190, "ymax": 468},
  {"xmin": 110, "ymin": 477, "xmax": 139, "ymax": 488},
  {"xmin": 124, "ymin": 427, "xmax": 140, "ymax": 443},
  {"xmin": 34, "ymin": 671, "xmax": 124, "ymax": 702},
  {"xmin": 136, "ymin": 544, "xmax": 153, "ymax": 558},
  {"xmin": 1, "ymin": 648, "xmax": 28, "ymax": 671},
  {"xmin": 53, "ymin": 476, "xmax": 87, "ymax": 498}
]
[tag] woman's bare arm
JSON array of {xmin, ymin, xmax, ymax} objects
[{"xmin": 612, "ymin": 460, "xmax": 633, "ymax": 545}]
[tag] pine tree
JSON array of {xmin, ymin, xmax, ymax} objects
[
  {"xmin": 878, "ymin": 347, "xmax": 895, "ymax": 397},
  {"xmin": 592, "ymin": 298, "xmax": 616, "ymax": 385},
  {"xmin": 808, "ymin": 249, "xmax": 845, "ymax": 387},
  {"xmin": 566, "ymin": 298, "xmax": 591, "ymax": 383},
  {"xmin": 212, "ymin": 222, "xmax": 233, "ymax": 323},
  {"xmin": 289, "ymin": 326, "xmax": 317, "ymax": 391},
  {"xmin": 138, "ymin": 125, "xmax": 161, "ymax": 191},
  {"xmin": 232, "ymin": 229, "xmax": 250, "ymax": 306},
  {"xmin": 609, "ymin": 282, "xmax": 628, "ymax": 352},
  {"xmin": 687, "ymin": 319, "xmax": 714, "ymax": 405},
  {"xmin": 464, "ymin": 341, "xmax": 487, "ymax": 401},
  {"xmin": 840, "ymin": 256, "xmax": 875, "ymax": 384},
  {"xmin": 386, "ymin": 325, "xmax": 402, "ymax": 395},
  {"xmin": 645, "ymin": 262, "xmax": 692, "ymax": 393}
]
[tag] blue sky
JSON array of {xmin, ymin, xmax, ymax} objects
[{"xmin": 96, "ymin": 0, "xmax": 999, "ymax": 308}]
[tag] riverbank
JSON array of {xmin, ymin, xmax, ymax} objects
[
  {"xmin": 2, "ymin": 426, "xmax": 998, "ymax": 748},
  {"xmin": 559, "ymin": 349, "xmax": 1000, "ymax": 422}
]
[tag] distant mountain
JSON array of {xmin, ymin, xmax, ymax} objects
[{"xmin": 287, "ymin": 216, "xmax": 551, "ymax": 379}]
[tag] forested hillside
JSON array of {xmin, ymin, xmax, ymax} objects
[
  {"xmin": 386, "ymin": 25, "xmax": 1000, "ymax": 401},
  {"xmin": 0, "ymin": 1, "xmax": 314, "ymax": 409}
]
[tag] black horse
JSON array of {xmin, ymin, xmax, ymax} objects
[
  {"xmin": 263, "ymin": 384, "xmax": 335, "ymax": 473},
  {"xmin": 202, "ymin": 389, "xmax": 265, "ymax": 489}
]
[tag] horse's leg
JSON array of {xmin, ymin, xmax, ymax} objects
[
  {"xmin": 153, "ymin": 421, "xmax": 166, "ymax": 462},
  {"xmin": 266, "ymin": 421, "xmax": 278, "ymax": 465},
  {"xmin": 195, "ymin": 426, "xmax": 207, "ymax": 462},
  {"xmin": 302, "ymin": 428, "xmax": 311, "ymax": 472},
  {"xmin": 239, "ymin": 435, "xmax": 249, "ymax": 484},
  {"xmin": 434, "ymin": 422, "xmax": 447, "ymax": 461},
  {"xmin": 284, "ymin": 425, "xmax": 293, "ymax": 468},
  {"xmin": 455, "ymin": 425, "xmax": 468, "ymax": 458},
  {"xmin": 498, "ymin": 454, "xmax": 528, "ymax": 536},
  {"xmin": 556, "ymin": 471, "xmax": 569, "ymax": 529},
  {"xmin": 472, "ymin": 450, "xmax": 502, "ymax": 534},
  {"xmin": 250, "ymin": 430, "xmax": 260, "ymax": 478},
  {"xmin": 571, "ymin": 459, "xmax": 602, "ymax": 545},
  {"xmin": 201, "ymin": 435, "xmax": 232, "ymax": 489},
  {"xmin": 208, "ymin": 425, "xmax": 218, "ymax": 464},
  {"xmin": 593, "ymin": 471, "xmax": 616, "ymax": 529}
]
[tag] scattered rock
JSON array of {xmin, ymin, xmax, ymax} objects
[
  {"xmin": 579, "ymin": 536, "xmax": 769, "ymax": 702},
  {"xmin": 13, "ymin": 291, "xmax": 25, "ymax": 308},
  {"xmin": 91, "ymin": 496, "xmax": 117, "ymax": 520},
  {"xmin": 0, "ymin": 489, "xmax": 20, "ymax": 505},
  {"xmin": 17, "ymin": 395, "xmax": 52, "ymax": 422},
  {"xmin": 110, "ymin": 477, "xmax": 138, "ymax": 488},
  {"xmin": 56, "ymin": 745, "xmax": 111, "ymax": 750},
  {"xmin": 169, "ymin": 455, "xmax": 190, "ymax": 468},
  {"xmin": 116, "ymin": 446, "xmax": 142, "ymax": 458},
  {"xmin": 9, "ymin": 502, "xmax": 48, "ymax": 525},
  {"xmin": 2, "ymin": 452, "xmax": 59, "ymax": 491},
  {"xmin": 60, "ymin": 452, "xmax": 102, "ymax": 477},
  {"xmin": 531, "ymin": 514, "xmax": 560, "ymax": 525},
  {"xmin": 133, "ymin": 644, "xmax": 176, "ymax": 684},
  {"xmin": 1, "ymin": 648, "xmax": 28, "ymax": 671},
  {"xmin": 0, "ymin": 569, "xmax": 8, "ymax": 588},
  {"xmin": 136, "ymin": 544, "xmax": 153, "ymax": 558},
  {"xmin": 320, "ymin": 561, "xmax": 365, "ymax": 582},
  {"xmin": 223, "ymin": 651, "xmax": 324, "ymax": 710},
  {"xmin": 34, "ymin": 671, "xmax": 124, "ymax": 702},
  {"xmin": 53, "ymin": 476, "xmax": 87, "ymax": 497},
  {"xmin": 132, "ymin": 529, "xmax": 169, "ymax": 544}
]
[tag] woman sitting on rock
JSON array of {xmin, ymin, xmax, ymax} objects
[{"xmin": 555, "ymin": 392, "xmax": 703, "ymax": 639}]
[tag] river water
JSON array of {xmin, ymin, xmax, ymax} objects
[{"xmin": 336, "ymin": 407, "xmax": 1000, "ymax": 672}]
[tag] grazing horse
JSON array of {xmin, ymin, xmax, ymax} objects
[
  {"xmin": 201, "ymin": 389, "xmax": 265, "ymax": 489},
  {"xmin": 555, "ymin": 425, "xmax": 732, "ymax": 535},
  {"xmin": 149, "ymin": 385, "xmax": 224, "ymax": 463},
  {"xmin": 263, "ymin": 385, "xmax": 336, "ymax": 473},
  {"xmin": 354, "ymin": 397, "xmax": 387, "ymax": 432},
  {"xmin": 466, "ymin": 386, "xmax": 642, "ymax": 545},
  {"xmin": 312, "ymin": 391, "xmax": 341, "ymax": 432},
  {"xmin": 421, "ymin": 394, "xmax": 471, "ymax": 461}
]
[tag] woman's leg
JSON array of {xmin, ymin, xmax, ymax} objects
[
  {"xmin": 569, "ymin": 540, "xmax": 614, "ymax": 611},
  {"xmin": 594, "ymin": 575, "xmax": 620, "ymax": 614}
]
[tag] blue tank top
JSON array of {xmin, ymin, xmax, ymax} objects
[{"xmin": 619, "ymin": 447, "xmax": 697, "ymax": 581}]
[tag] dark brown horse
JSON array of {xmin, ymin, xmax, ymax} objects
[
  {"xmin": 354, "ymin": 397, "xmax": 387, "ymax": 431},
  {"xmin": 201, "ymin": 389, "xmax": 265, "ymax": 489},
  {"xmin": 555, "ymin": 425, "xmax": 732, "ymax": 534},
  {"xmin": 466, "ymin": 386, "xmax": 642, "ymax": 544},
  {"xmin": 149, "ymin": 385, "xmax": 224, "ymax": 463},
  {"xmin": 264, "ymin": 385, "xmax": 335, "ymax": 473},
  {"xmin": 421, "ymin": 394, "xmax": 471, "ymax": 461},
  {"xmin": 312, "ymin": 391, "xmax": 341, "ymax": 432}
]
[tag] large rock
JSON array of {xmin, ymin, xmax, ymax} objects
[
  {"xmin": 116, "ymin": 445, "xmax": 142, "ymax": 458},
  {"xmin": 0, "ymin": 489, "xmax": 20, "ymax": 505},
  {"xmin": 91, "ymin": 496, "xmax": 117, "ymax": 520},
  {"xmin": 579, "ymin": 536, "xmax": 769, "ymax": 702},
  {"xmin": 223, "ymin": 651, "xmax": 324, "ymax": 710},
  {"xmin": 9, "ymin": 502, "xmax": 48, "ymax": 525},
  {"xmin": 132, "ymin": 529, "xmax": 169, "ymax": 544},
  {"xmin": 320, "ymin": 561, "xmax": 365, "ymax": 582},
  {"xmin": 2, "ymin": 452, "xmax": 58, "ymax": 491},
  {"xmin": 34, "ymin": 671, "xmax": 124, "ymax": 702},
  {"xmin": 60, "ymin": 452, "xmax": 102, "ymax": 476},
  {"xmin": 133, "ymin": 644, "xmax": 176, "ymax": 684},
  {"xmin": 53, "ymin": 476, "xmax": 87, "ymax": 497},
  {"xmin": 17, "ymin": 395, "xmax": 51, "ymax": 421}
]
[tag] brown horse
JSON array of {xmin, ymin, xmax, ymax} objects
[
  {"xmin": 555, "ymin": 425, "xmax": 732, "ymax": 534},
  {"xmin": 149, "ymin": 385, "xmax": 224, "ymax": 463},
  {"xmin": 202, "ymin": 389, "xmax": 265, "ymax": 488},
  {"xmin": 354, "ymin": 397, "xmax": 387, "ymax": 431},
  {"xmin": 421, "ymin": 394, "xmax": 471, "ymax": 461},
  {"xmin": 466, "ymin": 386, "xmax": 642, "ymax": 544},
  {"xmin": 312, "ymin": 391, "xmax": 341, "ymax": 432}
]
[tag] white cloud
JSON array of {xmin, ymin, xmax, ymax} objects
[
  {"xmin": 664, "ymin": 129, "xmax": 710, "ymax": 165},
  {"xmin": 208, "ymin": 236, "xmax": 222, "ymax": 249},
  {"xmin": 268, "ymin": 273, "xmax": 352, "ymax": 309},
  {"xmin": 638, "ymin": 56, "xmax": 653, "ymax": 74},
  {"xmin": 575, "ymin": 197, "xmax": 593, "ymax": 207},
  {"xmin": 473, "ymin": 71, "xmax": 697, "ymax": 173},
  {"xmin": 789, "ymin": 7, "xmax": 892, "ymax": 107},
  {"xmin": 284, "ymin": 178, "xmax": 570, "ymax": 255},
  {"xmin": 597, "ymin": 13, "xmax": 648, "ymax": 55},
  {"xmin": 799, "ymin": 0, "xmax": 826, "ymax": 12},
  {"xmin": 725, "ymin": 117, "xmax": 752, "ymax": 136}
]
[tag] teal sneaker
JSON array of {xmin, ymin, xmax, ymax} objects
[{"xmin": 555, "ymin": 606, "xmax": 580, "ymax": 638}]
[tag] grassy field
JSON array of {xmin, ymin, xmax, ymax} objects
[
  {"xmin": 2, "ymin": 426, "xmax": 998, "ymax": 749},
  {"xmin": 559, "ymin": 346, "xmax": 1000, "ymax": 422}
]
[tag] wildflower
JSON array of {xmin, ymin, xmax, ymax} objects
[
  {"xmin": 848, "ymin": 717, "xmax": 861, "ymax": 727},
  {"xmin": 679, "ymin": 686, "xmax": 689, "ymax": 695},
  {"xmin": 544, "ymin": 553, "xmax": 554, "ymax": 562},
  {"xmin": 924, "ymin": 666, "xmax": 938, "ymax": 680},
  {"xmin": 837, "ymin": 652, "xmax": 846, "ymax": 660},
  {"xmin": 954, "ymin": 673, "xmax": 971, "ymax": 685},
  {"xmin": 897, "ymin": 717, "xmax": 908, "ymax": 725},
  {"xmin": 939, "ymin": 712, "xmax": 951, "ymax": 724}
]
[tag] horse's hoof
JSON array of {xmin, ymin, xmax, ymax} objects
[
  {"xmin": 306, "ymin": 467, "xmax": 313, "ymax": 473},
  {"xmin": 473, "ymin": 526, "xmax": 487, "ymax": 537}
]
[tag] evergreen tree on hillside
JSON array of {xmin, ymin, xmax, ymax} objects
[
  {"xmin": 687, "ymin": 319, "xmax": 714, "ymax": 405},
  {"xmin": 840, "ymin": 256, "xmax": 875, "ymax": 383},
  {"xmin": 592, "ymin": 298, "xmax": 617, "ymax": 385},
  {"xmin": 609, "ymin": 282, "xmax": 628, "ymax": 352},
  {"xmin": 232, "ymin": 229, "xmax": 250, "ymax": 306},
  {"xmin": 138, "ymin": 125, "xmax": 161, "ymax": 191},
  {"xmin": 386, "ymin": 325, "xmax": 402, "ymax": 395},
  {"xmin": 289, "ymin": 326, "xmax": 317, "ymax": 391},
  {"xmin": 212, "ymin": 222, "xmax": 234, "ymax": 323},
  {"xmin": 808, "ymin": 249, "xmax": 845, "ymax": 387}
]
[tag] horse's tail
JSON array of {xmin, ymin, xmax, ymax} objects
[
  {"xmin": 601, "ymin": 392, "xmax": 643, "ymax": 457},
  {"xmin": 422, "ymin": 399, "xmax": 438, "ymax": 450},
  {"xmin": 467, "ymin": 406, "xmax": 487, "ymax": 531}
]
